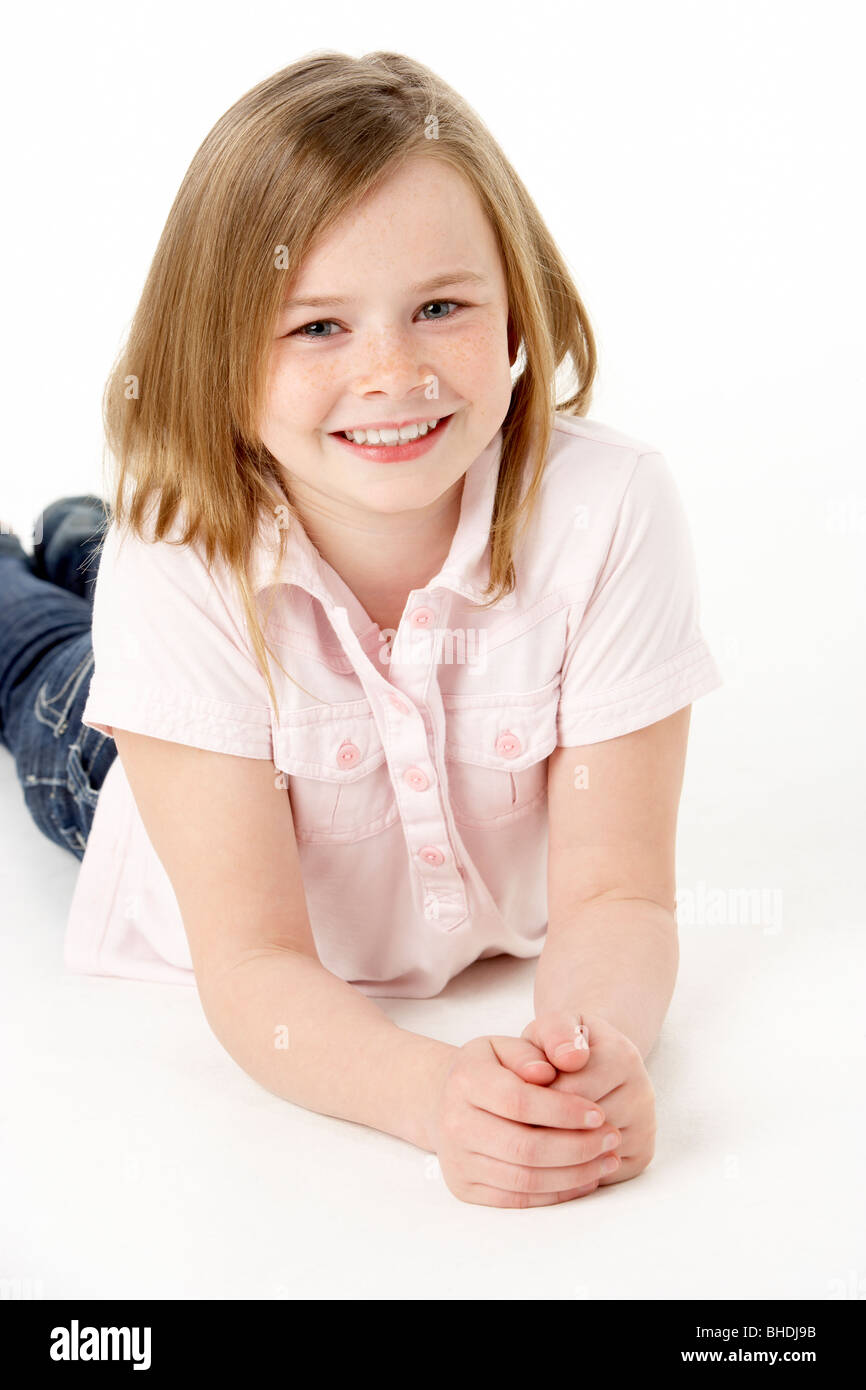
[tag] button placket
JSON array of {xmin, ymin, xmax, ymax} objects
[
  {"xmin": 389, "ymin": 599, "xmax": 436, "ymax": 675},
  {"xmin": 409, "ymin": 605, "xmax": 437, "ymax": 630},
  {"xmin": 403, "ymin": 765, "xmax": 431, "ymax": 792},
  {"xmin": 417, "ymin": 844, "xmax": 445, "ymax": 867},
  {"xmin": 325, "ymin": 603, "xmax": 469, "ymax": 929}
]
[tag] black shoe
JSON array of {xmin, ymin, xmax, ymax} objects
[{"xmin": 31, "ymin": 495, "xmax": 110, "ymax": 601}]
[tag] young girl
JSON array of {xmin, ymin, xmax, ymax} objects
[{"xmin": 0, "ymin": 51, "xmax": 723, "ymax": 1208}]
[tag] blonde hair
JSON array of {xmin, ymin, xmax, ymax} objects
[{"xmin": 101, "ymin": 50, "xmax": 597, "ymax": 722}]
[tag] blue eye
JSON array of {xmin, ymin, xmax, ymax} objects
[
  {"xmin": 289, "ymin": 300, "xmax": 465, "ymax": 339},
  {"xmin": 418, "ymin": 299, "xmax": 461, "ymax": 322},
  {"xmin": 294, "ymin": 320, "xmax": 340, "ymax": 339}
]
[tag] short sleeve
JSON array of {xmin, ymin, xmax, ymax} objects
[
  {"xmin": 81, "ymin": 517, "xmax": 274, "ymax": 758},
  {"xmin": 556, "ymin": 450, "xmax": 723, "ymax": 745}
]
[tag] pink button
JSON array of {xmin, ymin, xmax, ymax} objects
[
  {"xmin": 337, "ymin": 741, "xmax": 361, "ymax": 768},
  {"xmin": 388, "ymin": 693, "xmax": 409, "ymax": 714},
  {"xmin": 410, "ymin": 606, "xmax": 436, "ymax": 629},
  {"xmin": 418, "ymin": 845, "xmax": 445, "ymax": 867},
  {"xmin": 403, "ymin": 766, "xmax": 430, "ymax": 791},
  {"xmin": 495, "ymin": 730, "xmax": 522, "ymax": 758}
]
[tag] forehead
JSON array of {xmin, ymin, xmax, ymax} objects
[{"xmin": 284, "ymin": 158, "xmax": 504, "ymax": 299}]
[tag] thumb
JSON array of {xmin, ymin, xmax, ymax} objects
[
  {"xmin": 488, "ymin": 1034, "xmax": 557, "ymax": 1084},
  {"xmin": 522, "ymin": 1012, "xmax": 591, "ymax": 1072}
]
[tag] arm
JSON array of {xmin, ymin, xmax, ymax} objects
[
  {"xmin": 113, "ymin": 729, "xmax": 457, "ymax": 1152},
  {"xmin": 537, "ymin": 705, "xmax": 691, "ymax": 1059},
  {"xmin": 204, "ymin": 949, "xmax": 457, "ymax": 1153}
]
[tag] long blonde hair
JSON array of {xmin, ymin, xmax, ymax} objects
[{"xmin": 101, "ymin": 50, "xmax": 597, "ymax": 722}]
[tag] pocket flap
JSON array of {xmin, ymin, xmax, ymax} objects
[
  {"xmin": 443, "ymin": 678, "xmax": 560, "ymax": 771},
  {"xmin": 273, "ymin": 700, "xmax": 386, "ymax": 782}
]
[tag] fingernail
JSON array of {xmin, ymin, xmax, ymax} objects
[
  {"xmin": 601, "ymin": 1133, "xmax": 619, "ymax": 1152},
  {"xmin": 524, "ymin": 1060, "xmax": 550, "ymax": 1070},
  {"xmin": 585, "ymin": 1111, "xmax": 604, "ymax": 1126},
  {"xmin": 554, "ymin": 1025, "xmax": 589, "ymax": 1060}
]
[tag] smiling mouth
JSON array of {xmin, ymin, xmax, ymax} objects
[{"xmin": 332, "ymin": 414, "xmax": 454, "ymax": 446}]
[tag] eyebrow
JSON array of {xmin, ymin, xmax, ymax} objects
[{"xmin": 280, "ymin": 269, "xmax": 489, "ymax": 312}]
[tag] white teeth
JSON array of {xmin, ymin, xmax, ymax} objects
[{"xmin": 342, "ymin": 417, "xmax": 443, "ymax": 445}]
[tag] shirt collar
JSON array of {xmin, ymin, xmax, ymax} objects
[{"xmin": 249, "ymin": 426, "xmax": 511, "ymax": 610}]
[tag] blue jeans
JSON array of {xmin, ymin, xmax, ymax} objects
[{"xmin": 0, "ymin": 496, "xmax": 118, "ymax": 861}]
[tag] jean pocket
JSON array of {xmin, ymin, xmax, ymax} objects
[
  {"xmin": 443, "ymin": 677, "xmax": 560, "ymax": 825},
  {"xmin": 273, "ymin": 699, "xmax": 398, "ymax": 842},
  {"xmin": 66, "ymin": 726, "xmax": 110, "ymax": 809},
  {"xmin": 58, "ymin": 822, "xmax": 88, "ymax": 857},
  {"xmin": 34, "ymin": 648, "xmax": 94, "ymax": 736}
]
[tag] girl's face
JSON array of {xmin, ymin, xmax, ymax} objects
[{"xmin": 259, "ymin": 154, "xmax": 514, "ymax": 518}]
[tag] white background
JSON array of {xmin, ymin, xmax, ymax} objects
[{"xmin": 1, "ymin": 0, "xmax": 864, "ymax": 1301}]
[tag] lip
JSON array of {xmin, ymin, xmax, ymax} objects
[{"xmin": 329, "ymin": 411, "xmax": 456, "ymax": 464}]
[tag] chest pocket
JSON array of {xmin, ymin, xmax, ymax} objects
[
  {"xmin": 273, "ymin": 700, "xmax": 398, "ymax": 843},
  {"xmin": 442, "ymin": 676, "xmax": 560, "ymax": 825}
]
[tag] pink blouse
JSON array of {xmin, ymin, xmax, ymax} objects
[{"xmin": 66, "ymin": 413, "xmax": 723, "ymax": 996}]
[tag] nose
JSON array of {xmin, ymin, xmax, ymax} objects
[{"xmin": 351, "ymin": 327, "xmax": 433, "ymax": 400}]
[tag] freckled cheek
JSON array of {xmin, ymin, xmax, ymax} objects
[
  {"xmin": 264, "ymin": 355, "xmax": 339, "ymax": 434},
  {"xmin": 440, "ymin": 322, "xmax": 508, "ymax": 392}
]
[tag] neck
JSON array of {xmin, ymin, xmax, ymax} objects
[{"xmin": 283, "ymin": 473, "xmax": 465, "ymax": 608}]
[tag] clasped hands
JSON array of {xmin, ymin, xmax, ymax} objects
[
  {"xmin": 506, "ymin": 1010, "xmax": 657, "ymax": 1194},
  {"xmin": 430, "ymin": 1007, "xmax": 656, "ymax": 1206}
]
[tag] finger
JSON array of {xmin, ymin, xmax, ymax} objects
[
  {"xmin": 534, "ymin": 1011, "xmax": 591, "ymax": 1070},
  {"xmin": 597, "ymin": 1156, "xmax": 634, "ymax": 1186},
  {"xmin": 463, "ymin": 1181, "xmax": 602, "ymax": 1208},
  {"xmin": 486, "ymin": 1037, "xmax": 604, "ymax": 1123},
  {"xmin": 465, "ymin": 1100, "xmax": 621, "ymax": 1167},
  {"xmin": 493, "ymin": 1032, "xmax": 558, "ymax": 1084},
  {"xmin": 467, "ymin": 1147, "xmax": 622, "ymax": 1195},
  {"xmin": 520, "ymin": 1018, "xmax": 541, "ymax": 1047}
]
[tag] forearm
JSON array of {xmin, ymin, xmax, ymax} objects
[
  {"xmin": 199, "ymin": 949, "xmax": 458, "ymax": 1152},
  {"xmin": 534, "ymin": 898, "xmax": 678, "ymax": 1059}
]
